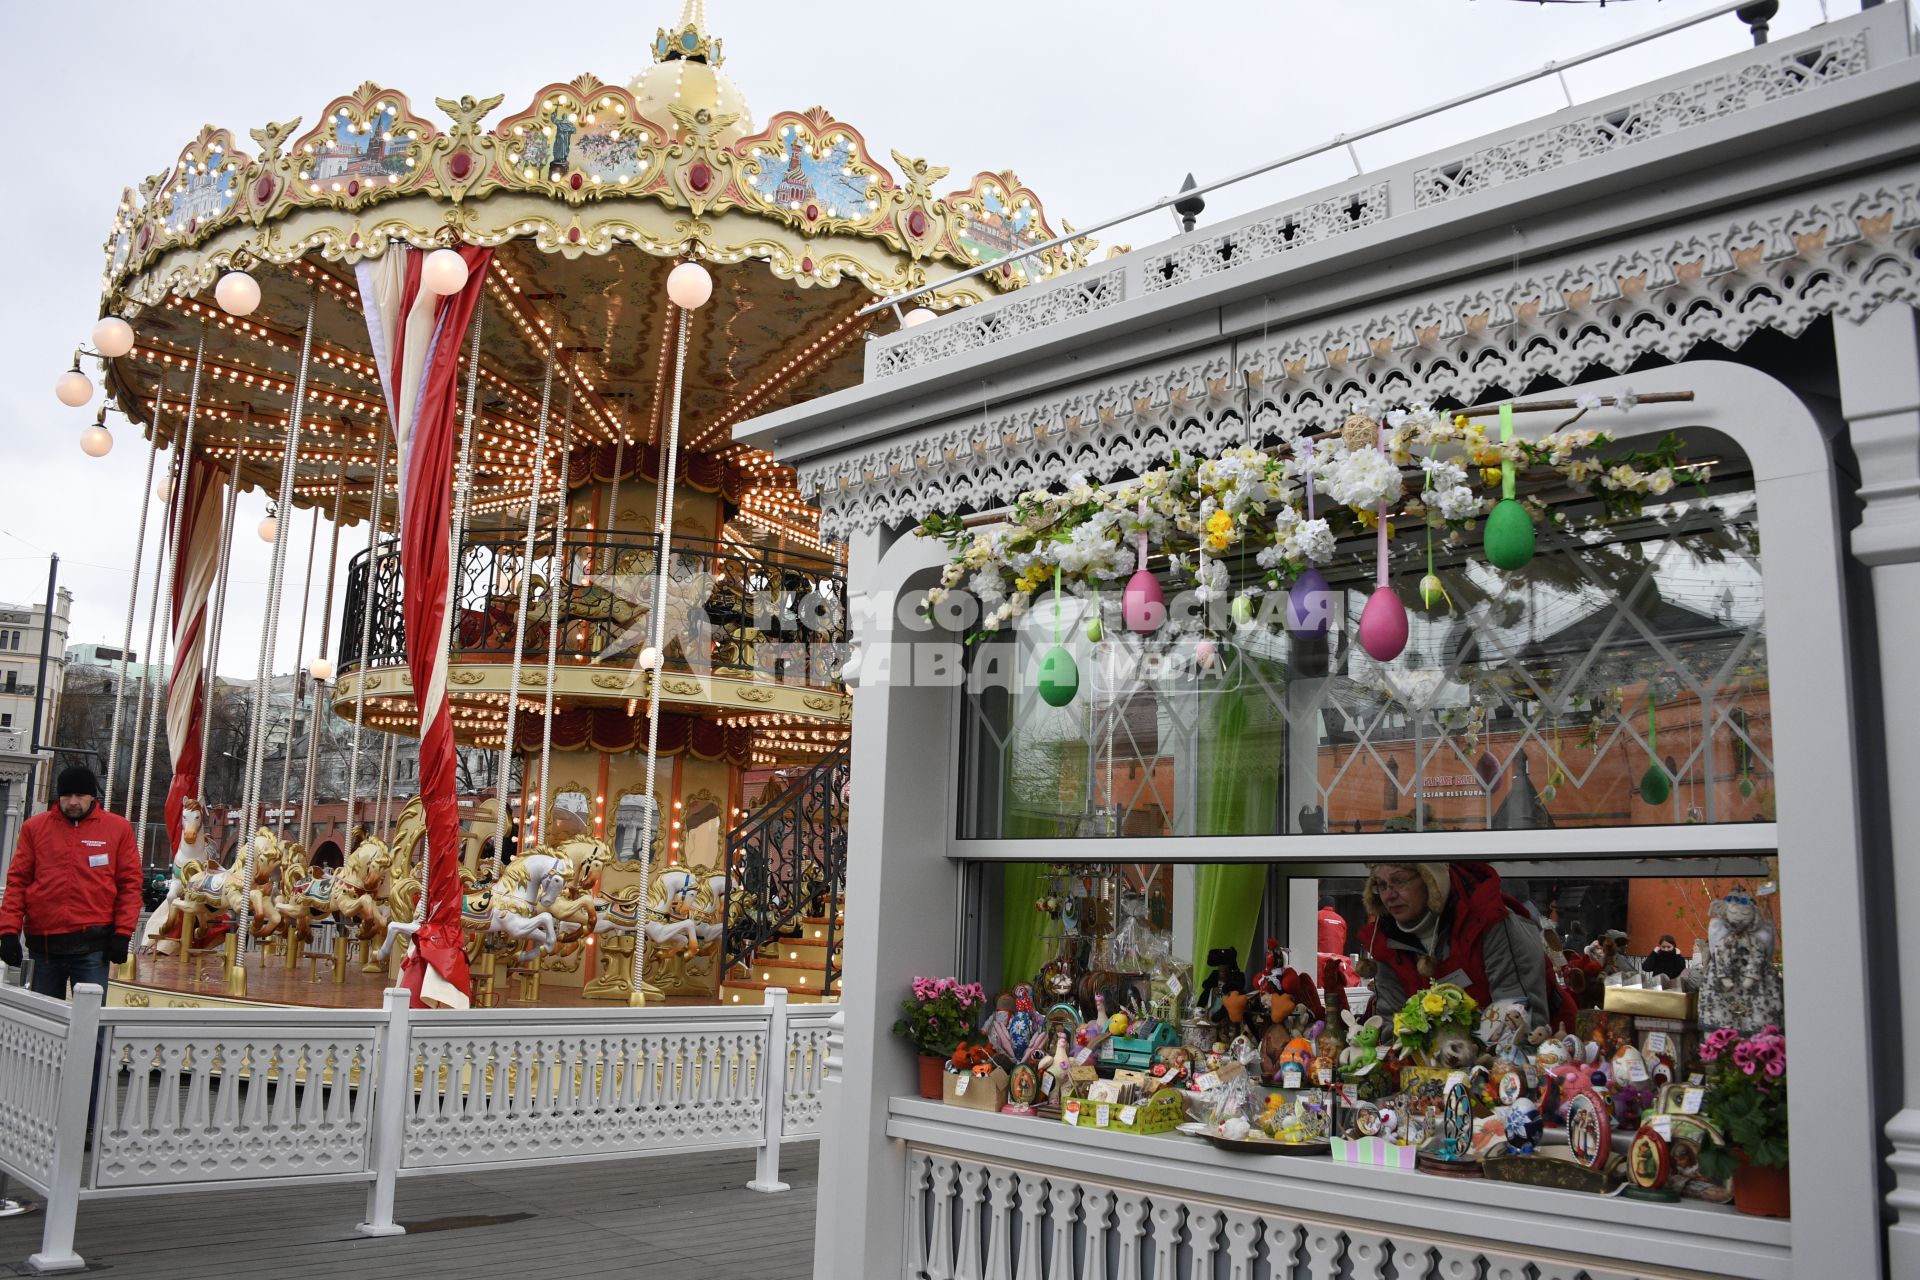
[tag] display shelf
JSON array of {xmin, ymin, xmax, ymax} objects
[{"xmin": 888, "ymin": 1097, "xmax": 1791, "ymax": 1280}]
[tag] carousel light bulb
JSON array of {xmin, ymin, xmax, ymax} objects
[
  {"xmin": 638, "ymin": 645, "xmax": 663, "ymax": 670},
  {"xmin": 422, "ymin": 248, "xmax": 469, "ymax": 296},
  {"xmin": 80, "ymin": 422, "xmax": 114, "ymax": 457},
  {"xmin": 154, "ymin": 476, "xmax": 173, "ymax": 503},
  {"xmin": 55, "ymin": 365, "xmax": 93, "ymax": 407},
  {"xmin": 903, "ymin": 306, "xmax": 936, "ymax": 327},
  {"xmin": 215, "ymin": 271, "xmax": 261, "ymax": 317},
  {"xmin": 91, "ymin": 316, "xmax": 135, "ymax": 358},
  {"xmin": 258, "ymin": 513, "xmax": 278, "ymax": 542},
  {"xmin": 666, "ymin": 260, "xmax": 713, "ymax": 309},
  {"xmin": 308, "ymin": 657, "xmax": 335, "ymax": 682}
]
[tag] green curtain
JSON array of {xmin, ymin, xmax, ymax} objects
[
  {"xmin": 1190, "ymin": 679, "xmax": 1278, "ymax": 974},
  {"xmin": 999, "ymin": 855, "xmax": 1056, "ymax": 992}
]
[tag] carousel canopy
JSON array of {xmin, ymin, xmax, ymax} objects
[{"xmin": 93, "ymin": 0, "xmax": 1092, "ymax": 541}]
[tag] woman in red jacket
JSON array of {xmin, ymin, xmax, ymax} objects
[
  {"xmin": 1358, "ymin": 861, "xmax": 1573, "ymax": 1031},
  {"xmin": 0, "ymin": 765, "xmax": 142, "ymax": 998}
]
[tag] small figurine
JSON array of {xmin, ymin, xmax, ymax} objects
[
  {"xmin": 1503, "ymin": 1097, "xmax": 1543, "ymax": 1153},
  {"xmin": 1338, "ymin": 1011, "xmax": 1386, "ymax": 1080},
  {"xmin": 1002, "ymin": 1063, "xmax": 1041, "ymax": 1117},
  {"xmin": 1007, "ymin": 983, "xmax": 1040, "ymax": 1060},
  {"xmin": 1198, "ymin": 946, "xmax": 1247, "ymax": 1018},
  {"xmin": 1215, "ymin": 989, "xmax": 1256, "ymax": 1044}
]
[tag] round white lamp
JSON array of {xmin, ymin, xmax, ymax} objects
[
  {"xmin": 55, "ymin": 366, "xmax": 93, "ymax": 407},
  {"xmin": 308, "ymin": 657, "xmax": 335, "ymax": 682},
  {"xmin": 638, "ymin": 645, "xmax": 663, "ymax": 671},
  {"xmin": 215, "ymin": 271, "xmax": 261, "ymax": 317},
  {"xmin": 257, "ymin": 512, "xmax": 278, "ymax": 543},
  {"xmin": 421, "ymin": 248, "xmax": 470, "ymax": 296},
  {"xmin": 154, "ymin": 476, "xmax": 174, "ymax": 503},
  {"xmin": 91, "ymin": 316, "xmax": 135, "ymax": 358},
  {"xmin": 80, "ymin": 422, "xmax": 114, "ymax": 457},
  {"xmin": 666, "ymin": 260, "xmax": 713, "ymax": 310},
  {"xmin": 903, "ymin": 306, "xmax": 936, "ymax": 327}
]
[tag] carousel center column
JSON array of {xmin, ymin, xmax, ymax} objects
[
  {"xmin": 1840, "ymin": 302, "xmax": 1920, "ymax": 1274},
  {"xmin": 813, "ymin": 525, "xmax": 956, "ymax": 1280}
]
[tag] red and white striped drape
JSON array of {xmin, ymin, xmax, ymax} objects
[
  {"xmin": 357, "ymin": 244, "xmax": 492, "ymax": 1009},
  {"xmin": 163, "ymin": 456, "xmax": 224, "ymax": 852}
]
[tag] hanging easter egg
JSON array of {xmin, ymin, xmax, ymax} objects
[
  {"xmin": 1358, "ymin": 586, "xmax": 1409, "ymax": 662},
  {"xmin": 1484, "ymin": 499, "xmax": 1536, "ymax": 570},
  {"xmin": 1194, "ymin": 638, "xmax": 1219, "ymax": 671},
  {"xmin": 1738, "ymin": 775, "xmax": 1755, "ymax": 800},
  {"xmin": 1230, "ymin": 593, "xmax": 1255, "ymax": 629},
  {"xmin": 1540, "ymin": 783, "xmax": 1558, "ymax": 805},
  {"xmin": 1638, "ymin": 762, "xmax": 1672, "ymax": 806},
  {"xmin": 1084, "ymin": 613, "xmax": 1103, "ymax": 643},
  {"xmin": 1419, "ymin": 572, "xmax": 1446, "ymax": 611},
  {"xmin": 1474, "ymin": 750, "xmax": 1502, "ymax": 787},
  {"xmin": 1037, "ymin": 644, "xmax": 1080, "ymax": 707},
  {"xmin": 1121, "ymin": 568, "xmax": 1165, "ymax": 634},
  {"xmin": 1285, "ymin": 568, "xmax": 1333, "ymax": 638}
]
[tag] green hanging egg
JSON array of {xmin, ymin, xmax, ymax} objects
[
  {"xmin": 1484, "ymin": 498, "xmax": 1536, "ymax": 570},
  {"xmin": 1419, "ymin": 572, "xmax": 1446, "ymax": 611},
  {"xmin": 1084, "ymin": 614, "xmax": 1103, "ymax": 643},
  {"xmin": 1037, "ymin": 644, "xmax": 1080, "ymax": 707},
  {"xmin": 1738, "ymin": 775, "xmax": 1755, "ymax": 800},
  {"xmin": 1638, "ymin": 763, "xmax": 1671, "ymax": 806},
  {"xmin": 1230, "ymin": 593, "xmax": 1255, "ymax": 628},
  {"xmin": 1540, "ymin": 783, "xmax": 1557, "ymax": 805}
]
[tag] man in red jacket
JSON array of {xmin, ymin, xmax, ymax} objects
[{"xmin": 0, "ymin": 765, "xmax": 142, "ymax": 998}]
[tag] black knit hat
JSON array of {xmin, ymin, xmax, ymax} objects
[{"xmin": 55, "ymin": 764, "xmax": 98, "ymax": 798}]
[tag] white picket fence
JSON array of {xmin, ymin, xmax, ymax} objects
[{"xmin": 0, "ymin": 981, "xmax": 832, "ymax": 1272}]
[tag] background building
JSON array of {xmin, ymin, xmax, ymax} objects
[{"xmin": 0, "ymin": 586, "xmax": 71, "ymax": 876}]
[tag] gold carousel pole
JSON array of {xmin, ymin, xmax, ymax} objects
[{"xmin": 629, "ymin": 261, "xmax": 712, "ymax": 1006}]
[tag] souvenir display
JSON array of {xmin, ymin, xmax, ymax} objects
[
  {"xmin": 1624, "ymin": 1123, "xmax": 1681, "ymax": 1202},
  {"xmin": 1003, "ymin": 1064, "xmax": 1041, "ymax": 1117},
  {"xmin": 1692, "ymin": 887, "xmax": 1785, "ymax": 1034},
  {"xmin": 1564, "ymin": 1090, "xmax": 1612, "ymax": 1170}
]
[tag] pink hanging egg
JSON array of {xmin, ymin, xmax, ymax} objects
[
  {"xmin": 1358, "ymin": 586, "xmax": 1409, "ymax": 662},
  {"xmin": 1194, "ymin": 638, "xmax": 1218, "ymax": 671},
  {"xmin": 1285, "ymin": 568, "xmax": 1333, "ymax": 638},
  {"xmin": 1121, "ymin": 568, "xmax": 1165, "ymax": 634}
]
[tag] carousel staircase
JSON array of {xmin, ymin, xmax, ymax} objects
[{"xmin": 718, "ymin": 747, "xmax": 849, "ymax": 1007}]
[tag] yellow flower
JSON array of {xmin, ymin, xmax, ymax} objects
[
  {"xmin": 1204, "ymin": 509, "xmax": 1234, "ymax": 551},
  {"xmin": 1421, "ymin": 990, "xmax": 1447, "ymax": 1015}
]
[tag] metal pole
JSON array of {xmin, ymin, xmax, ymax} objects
[
  {"xmin": 28, "ymin": 555, "xmax": 58, "ymax": 808},
  {"xmin": 104, "ymin": 391, "xmax": 165, "ymax": 811}
]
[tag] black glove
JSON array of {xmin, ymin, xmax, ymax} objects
[
  {"xmin": 0, "ymin": 934, "xmax": 21, "ymax": 969},
  {"xmin": 106, "ymin": 935, "xmax": 131, "ymax": 965}
]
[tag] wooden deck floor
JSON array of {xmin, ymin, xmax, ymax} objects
[{"xmin": 0, "ymin": 1145, "xmax": 817, "ymax": 1279}]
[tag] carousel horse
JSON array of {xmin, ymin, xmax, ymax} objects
[
  {"xmin": 270, "ymin": 851, "xmax": 341, "ymax": 952},
  {"xmin": 175, "ymin": 828, "xmax": 283, "ymax": 952},
  {"xmin": 387, "ymin": 849, "xmax": 573, "ymax": 964},
  {"xmin": 139, "ymin": 797, "xmax": 219, "ymax": 954},
  {"xmin": 331, "ymin": 834, "xmax": 398, "ymax": 966},
  {"xmin": 245, "ymin": 833, "xmax": 303, "ymax": 944}
]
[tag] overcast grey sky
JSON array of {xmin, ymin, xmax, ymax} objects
[{"xmin": 0, "ymin": 0, "xmax": 1838, "ymax": 678}]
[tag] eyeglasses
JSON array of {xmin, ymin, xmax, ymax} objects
[{"xmin": 1371, "ymin": 871, "xmax": 1421, "ymax": 895}]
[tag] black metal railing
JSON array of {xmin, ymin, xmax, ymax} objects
[
  {"xmin": 722, "ymin": 747, "xmax": 849, "ymax": 992},
  {"xmin": 340, "ymin": 531, "xmax": 849, "ymax": 689}
]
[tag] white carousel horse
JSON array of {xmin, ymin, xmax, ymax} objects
[
  {"xmin": 139, "ymin": 798, "xmax": 218, "ymax": 954},
  {"xmin": 381, "ymin": 849, "xmax": 572, "ymax": 964}
]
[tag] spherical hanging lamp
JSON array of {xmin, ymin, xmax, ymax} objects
[
  {"xmin": 638, "ymin": 644, "xmax": 664, "ymax": 671},
  {"xmin": 308, "ymin": 657, "xmax": 335, "ymax": 682},
  {"xmin": 903, "ymin": 306, "xmax": 936, "ymax": 327},
  {"xmin": 214, "ymin": 270, "xmax": 261, "ymax": 317},
  {"xmin": 91, "ymin": 316, "xmax": 135, "ymax": 359},
  {"xmin": 79, "ymin": 418, "xmax": 114, "ymax": 458},
  {"xmin": 421, "ymin": 247, "xmax": 470, "ymax": 296},
  {"xmin": 257, "ymin": 510, "xmax": 279, "ymax": 543},
  {"xmin": 666, "ymin": 261, "xmax": 714, "ymax": 309},
  {"xmin": 55, "ymin": 364, "xmax": 93, "ymax": 408},
  {"xmin": 154, "ymin": 476, "xmax": 173, "ymax": 503}
]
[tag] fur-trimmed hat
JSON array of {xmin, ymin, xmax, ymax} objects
[{"xmin": 1362, "ymin": 862, "xmax": 1449, "ymax": 920}]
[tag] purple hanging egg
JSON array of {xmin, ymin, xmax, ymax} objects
[
  {"xmin": 1121, "ymin": 568, "xmax": 1165, "ymax": 634},
  {"xmin": 1358, "ymin": 586, "xmax": 1409, "ymax": 662},
  {"xmin": 1285, "ymin": 568, "xmax": 1333, "ymax": 638}
]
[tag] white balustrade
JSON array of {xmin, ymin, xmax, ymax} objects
[
  {"xmin": 0, "ymin": 980, "xmax": 823, "ymax": 1272},
  {"xmin": 0, "ymin": 985, "xmax": 74, "ymax": 1197},
  {"xmin": 903, "ymin": 1148, "xmax": 1684, "ymax": 1280}
]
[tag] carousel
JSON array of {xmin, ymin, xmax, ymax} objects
[{"xmin": 63, "ymin": 1, "xmax": 1089, "ymax": 1011}]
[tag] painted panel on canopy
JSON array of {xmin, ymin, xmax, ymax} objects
[
  {"xmin": 491, "ymin": 77, "xmax": 670, "ymax": 199},
  {"xmin": 944, "ymin": 170, "xmax": 1072, "ymax": 288},
  {"xmin": 155, "ymin": 126, "xmax": 250, "ymax": 246},
  {"xmin": 285, "ymin": 83, "xmax": 439, "ymax": 210},
  {"xmin": 737, "ymin": 108, "xmax": 896, "ymax": 234}
]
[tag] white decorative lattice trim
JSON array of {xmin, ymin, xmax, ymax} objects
[
  {"xmin": 1141, "ymin": 183, "xmax": 1389, "ymax": 293},
  {"xmin": 801, "ymin": 176, "xmax": 1920, "ymax": 539},
  {"xmin": 1414, "ymin": 31, "xmax": 1870, "ymax": 208},
  {"xmin": 872, "ymin": 265, "xmax": 1127, "ymax": 380}
]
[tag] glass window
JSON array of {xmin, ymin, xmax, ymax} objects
[{"xmin": 959, "ymin": 487, "xmax": 1768, "ymax": 839}]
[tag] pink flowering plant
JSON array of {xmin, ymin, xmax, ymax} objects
[
  {"xmin": 893, "ymin": 976, "xmax": 988, "ymax": 1056},
  {"xmin": 1696, "ymin": 1024, "xmax": 1788, "ymax": 1179}
]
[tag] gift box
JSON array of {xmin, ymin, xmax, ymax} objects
[
  {"xmin": 1332, "ymin": 1136, "xmax": 1417, "ymax": 1170},
  {"xmin": 1060, "ymin": 1088, "xmax": 1186, "ymax": 1135},
  {"xmin": 943, "ymin": 1066, "xmax": 1008, "ymax": 1112},
  {"xmin": 1602, "ymin": 985, "xmax": 1695, "ymax": 1020}
]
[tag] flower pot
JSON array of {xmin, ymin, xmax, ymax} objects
[
  {"xmin": 1732, "ymin": 1153, "xmax": 1790, "ymax": 1218},
  {"xmin": 917, "ymin": 1053, "xmax": 946, "ymax": 1100}
]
